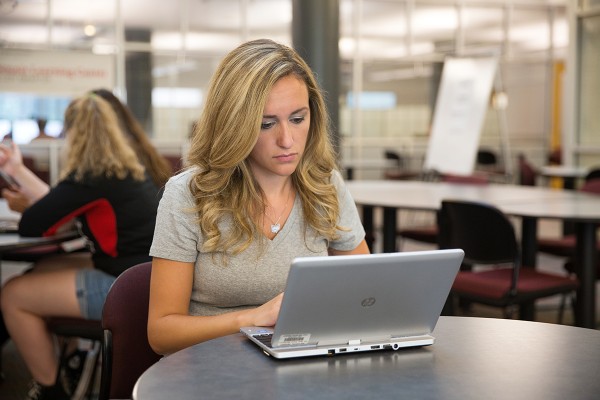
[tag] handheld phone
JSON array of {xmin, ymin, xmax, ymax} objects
[{"xmin": 0, "ymin": 170, "xmax": 20, "ymax": 190}]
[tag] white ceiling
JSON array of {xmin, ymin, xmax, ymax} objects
[
  {"xmin": 0, "ymin": 0, "xmax": 571, "ymax": 94},
  {"xmin": 0, "ymin": 0, "xmax": 569, "ymax": 61}
]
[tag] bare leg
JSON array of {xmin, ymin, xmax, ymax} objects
[{"xmin": 1, "ymin": 267, "xmax": 81, "ymax": 385}]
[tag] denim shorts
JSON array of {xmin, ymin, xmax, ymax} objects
[{"xmin": 75, "ymin": 268, "xmax": 116, "ymax": 320}]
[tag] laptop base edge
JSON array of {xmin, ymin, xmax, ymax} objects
[{"xmin": 241, "ymin": 328, "xmax": 434, "ymax": 359}]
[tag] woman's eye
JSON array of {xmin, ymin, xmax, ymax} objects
[
  {"xmin": 290, "ymin": 116, "xmax": 305, "ymax": 125},
  {"xmin": 261, "ymin": 121, "xmax": 275, "ymax": 130}
]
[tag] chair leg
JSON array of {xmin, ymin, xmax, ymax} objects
[
  {"xmin": 441, "ymin": 294, "xmax": 456, "ymax": 316},
  {"xmin": 557, "ymin": 294, "xmax": 568, "ymax": 324},
  {"xmin": 0, "ymin": 346, "xmax": 4, "ymax": 382},
  {"xmin": 72, "ymin": 341, "xmax": 101, "ymax": 400},
  {"xmin": 518, "ymin": 302, "xmax": 535, "ymax": 321},
  {"xmin": 0, "ymin": 311, "xmax": 8, "ymax": 381},
  {"xmin": 55, "ymin": 339, "xmax": 102, "ymax": 400},
  {"xmin": 504, "ymin": 303, "xmax": 518, "ymax": 319},
  {"xmin": 55, "ymin": 336, "xmax": 71, "ymax": 381}
]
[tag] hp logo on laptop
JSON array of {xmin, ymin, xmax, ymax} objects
[{"xmin": 361, "ymin": 297, "xmax": 376, "ymax": 307}]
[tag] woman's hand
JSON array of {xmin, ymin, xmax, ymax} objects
[
  {"xmin": 0, "ymin": 142, "xmax": 50, "ymax": 204},
  {"xmin": 1, "ymin": 188, "xmax": 31, "ymax": 213},
  {"xmin": 246, "ymin": 292, "xmax": 284, "ymax": 327},
  {"xmin": 0, "ymin": 142, "xmax": 24, "ymax": 176}
]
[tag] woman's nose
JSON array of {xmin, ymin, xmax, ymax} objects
[{"xmin": 277, "ymin": 123, "xmax": 294, "ymax": 148}]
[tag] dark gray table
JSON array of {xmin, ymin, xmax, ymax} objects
[
  {"xmin": 133, "ymin": 317, "xmax": 600, "ymax": 400},
  {"xmin": 0, "ymin": 230, "xmax": 81, "ymax": 285}
]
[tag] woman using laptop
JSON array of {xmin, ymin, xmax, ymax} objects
[{"xmin": 148, "ymin": 39, "xmax": 369, "ymax": 355}]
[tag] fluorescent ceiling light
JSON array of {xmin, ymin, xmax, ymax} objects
[
  {"xmin": 152, "ymin": 87, "xmax": 202, "ymax": 108},
  {"xmin": 84, "ymin": 24, "xmax": 97, "ymax": 37},
  {"xmin": 152, "ymin": 61, "xmax": 198, "ymax": 78},
  {"xmin": 346, "ymin": 91, "xmax": 397, "ymax": 109},
  {"xmin": 368, "ymin": 65, "xmax": 433, "ymax": 82},
  {"xmin": 413, "ymin": 8, "xmax": 458, "ymax": 35}
]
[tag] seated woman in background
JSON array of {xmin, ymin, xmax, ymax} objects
[
  {"xmin": 1, "ymin": 88, "xmax": 172, "ymax": 213},
  {"xmin": 0, "ymin": 93, "xmax": 160, "ymax": 400},
  {"xmin": 147, "ymin": 38, "xmax": 369, "ymax": 356},
  {"xmin": 0, "ymin": 88, "xmax": 172, "ymax": 388}
]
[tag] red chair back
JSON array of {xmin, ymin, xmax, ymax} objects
[{"xmin": 100, "ymin": 262, "xmax": 161, "ymax": 399}]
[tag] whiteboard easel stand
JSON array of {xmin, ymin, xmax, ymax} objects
[{"xmin": 492, "ymin": 66, "xmax": 513, "ymax": 181}]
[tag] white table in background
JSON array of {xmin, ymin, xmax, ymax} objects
[
  {"xmin": 346, "ymin": 180, "xmax": 600, "ymax": 329},
  {"xmin": 539, "ymin": 165, "xmax": 589, "ymax": 190}
]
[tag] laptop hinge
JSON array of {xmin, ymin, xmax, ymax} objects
[{"xmin": 348, "ymin": 339, "xmax": 361, "ymax": 346}]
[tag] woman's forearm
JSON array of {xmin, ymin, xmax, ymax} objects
[
  {"xmin": 11, "ymin": 164, "xmax": 51, "ymax": 203},
  {"xmin": 148, "ymin": 309, "xmax": 255, "ymax": 355}
]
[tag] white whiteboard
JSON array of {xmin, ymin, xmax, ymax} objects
[{"xmin": 424, "ymin": 57, "xmax": 498, "ymax": 176}]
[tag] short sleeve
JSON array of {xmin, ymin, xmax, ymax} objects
[
  {"xmin": 149, "ymin": 170, "xmax": 200, "ymax": 263},
  {"xmin": 328, "ymin": 170, "xmax": 366, "ymax": 251}
]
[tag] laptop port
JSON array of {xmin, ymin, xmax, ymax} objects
[
  {"xmin": 339, "ymin": 348, "xmax": 347, "ymax": 352},
  {"xmin": 327, "ymin": 349, "xmax": 335, "ymax": 355},
  {"xmin": 371, "ymin": 345, "xmax": 381, "ymax": 349}
]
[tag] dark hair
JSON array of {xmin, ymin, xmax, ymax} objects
[{"xmin": 36, "ymin": 118, "xmax": 47, "ymax": 131}]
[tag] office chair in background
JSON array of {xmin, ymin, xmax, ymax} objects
[
  {"xmin": 396, "ymin": 173, "xmax": 489, "ymax": 250},
  {"xmin": 437, "ymin": 199, "xmax": 579, "ymax": 322},
  {"xmin": 517, "ymin": 153, "xmax": 538, "ymax": 186},
  {"xmin": 585, "ymin": 168, "xmax": 600, "ymax": 182},
  {"xmin": 382, "ymin": 150, "xmax": 417, "ymax": 180}
]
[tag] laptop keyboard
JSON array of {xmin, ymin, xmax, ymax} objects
[{"xmin": 253, "ymin": 333, "xmax": 274, "ymax": 348}]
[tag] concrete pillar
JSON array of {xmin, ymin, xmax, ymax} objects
[
  {"xmin": 292, "ymin": 0, "xmax": 340, "ymax": 153},
  {"xmin": 125, "ymin": 29, "xmax": 153, "ymax": 135}
]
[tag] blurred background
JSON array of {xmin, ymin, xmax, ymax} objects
[{"xmin": 0, "ymin": 0, "xmax": 598, "ymax": 180}]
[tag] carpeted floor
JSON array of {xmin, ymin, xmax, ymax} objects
[{"xmin": 1, "ymin": 340, "xmax": 31, "ymax": 399}]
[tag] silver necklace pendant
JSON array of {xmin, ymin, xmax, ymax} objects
[{"xmin": 270, "ymin": 223, "xmax": 281, "ymax": 234}]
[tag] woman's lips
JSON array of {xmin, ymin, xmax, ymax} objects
[{"xmin": 275, "ymin": 153, "xmax": 296, "ymax": 162}]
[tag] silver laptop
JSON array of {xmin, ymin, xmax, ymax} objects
[{"xmin": 240, "ymin": 248, "xmax": 464, "ymax": 359}]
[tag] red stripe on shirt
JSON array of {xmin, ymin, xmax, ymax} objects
[{"xmin": 43, "ymin": 198, "xmax": 118, "ymax": 257}]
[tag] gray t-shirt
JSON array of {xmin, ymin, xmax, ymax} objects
[{"xmin": 149, "ymin": 169, "xmax": 365, "ymax": 316}]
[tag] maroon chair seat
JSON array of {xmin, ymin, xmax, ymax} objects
[{"xmin": 452, "ymin": 268, "xmax": 579, "ymax": 304}]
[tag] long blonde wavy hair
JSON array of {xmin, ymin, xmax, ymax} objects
[
  {"xmin": 61, "ymin": 94, "xmax": 146, "ymax": 182},
  {"xmin": 187, "ymin": 38, "xmax": 341, "ymax": 256},
  {"xmin": 91, "ymin": 88, "xmax": 173, "ymax": 188}
]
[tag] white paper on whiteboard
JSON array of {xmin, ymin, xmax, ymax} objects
[{"xmin": 424, "ymin": 57, "xmax": 498, "ymax": 176}]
